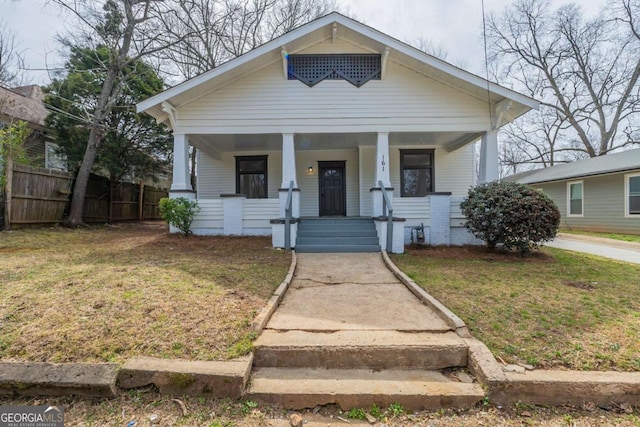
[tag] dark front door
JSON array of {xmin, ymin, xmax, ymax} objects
[{"xmin": 319, "ymin": 161, "xmax": 346, "ymax": 216}]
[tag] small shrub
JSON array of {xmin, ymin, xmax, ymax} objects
[
  {"xmin": 346, "ymin": 408, "xmax": 366, "ymax": 420},
  {"xmin": 159, "ymin": 197, "xmax": 200, "ymax": 235},
  {"xmin": 460, "ymin": 181, "xmax": 560, "ymax": 254},
  {"xmin": 387, "ymin": 402, "xmax": 405, "ymax": 417}
]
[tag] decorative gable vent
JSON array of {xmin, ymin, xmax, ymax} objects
[{"xmin": 287, "ymin": 54, "xmax": 381, "ymax": 88}]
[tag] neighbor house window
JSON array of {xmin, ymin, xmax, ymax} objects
[
  {"xmin": 236, "ymin": 155, "xmax": 267, "ymax": 198},
  {"xmin": 400, "ymin": 149, "xmax": 434, "ymax": 197},
  {"xmin": 45, "ymin": 141, "xmax": 67, "ymax": 171},
  {"xmin": 626, "ymin": 173, "xmax": 640, "ymax": 216},
  {"xmin": 567, "ymin": 181, "xmax": 583, "ymax": 216}
]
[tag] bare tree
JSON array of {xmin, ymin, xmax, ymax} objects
[
  {"xmin": 488, "ymin": 0, "xmax": 640, "ymax": 172},
  {"xmin": 157, "ymin": 0, "xmax": 336, "ymax": 81},
  {"xmin": 53, "ymin": 0, "xmax": 181, "ymax": 226},
  {"xmin": 0, "ymin": 22, "xmax": 24, "ymax": 87}
]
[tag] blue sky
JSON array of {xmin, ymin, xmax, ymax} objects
[{"xmin": 1, "ymin": 0, "xmax": 606, "ymax": 85}]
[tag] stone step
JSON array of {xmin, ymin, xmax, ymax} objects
[
  {"xmin": 247, "ymin": 368, "xmax": 484, "ymax": 410},
  {"xmin": 297, "ymin": 229, "xmax": 378, "ymax": 238},
  {"xmin": 294, "ymin": 244, "xmax": 381, "ymax": 253},
  {"xmin": 254, "ymin": 330, "xmax": 467, "ymax": 370},
  {"xmin": 296, "ymin": 236, "xmax": 380, "ymax": 246},
  {"xmin": 300, "ymin": 217, "xmax": 373, "ymax": 224},
  {"xmin": 298, "ymin": 224, "xmax": 376, "ymax": 233}
]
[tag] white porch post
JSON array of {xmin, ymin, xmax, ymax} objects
[
  {"xmin": 479, "ymin": 130, "xmax": 499, "ymax": 183},
  {"xmin": 279, "ymin": 133, "xmax": 300, "ymax": 218},
  {"xmin": 371, "ymin": 132, "xmax": 392, "ymax": 217},
  {"xmin": 170, "ymin": 133, "xmax": 193, "ymax": 193},
  {"xmin": 281, "ymin": 133, "xmax": 298, "ymax": 188},
  {"xmin": 375, "ymin": 132, "xmax": 391, "ymax": 187}
]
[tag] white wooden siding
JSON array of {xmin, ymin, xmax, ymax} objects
[
  {"xmin": 177, "ymin": 61, "xmax": 493, "ymax": 134},
  {"xmin": 297, "ymin": 39, "xmax": 373, "ymax": 54},
  {"xmin": 450, "ymin": 196, "xmax": 466, "ymax": 227},
  {"xmin": 197, "ymin": 150, "xmax": 282, "ymax": 198},
  {"xmin": 296, "ymin": 149, "xmax": 360, "ymax": 217},
  {"xmin": 243, "ymin": 199, "xmax": 279, "ymax": 231},
  {"xmin": 191, "ymin": 199, "xmax": 223, "ymax": 230},
  {"xmin": 395, "ymin": 197, "xmax": 430, "ymax": 227}
]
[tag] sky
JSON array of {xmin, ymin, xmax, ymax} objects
[{"xmin": 1, "ymin": 0, "xmax": 607, "ymax": 85}]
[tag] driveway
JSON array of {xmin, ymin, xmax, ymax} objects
[{"xmin": 546, "ymin": 233, "xmax": 640, "ymax": 264}]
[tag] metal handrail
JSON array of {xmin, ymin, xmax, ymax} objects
[
  {"xmin": 284, "ymin": 180, "xmax": 294, "ymax": 250},
  {"xmin": 378, "ymin": 180, "xmax": 393, "ymax": 252}
]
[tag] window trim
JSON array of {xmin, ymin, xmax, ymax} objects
[
  {"xmin": 235, "ymin": 155, "xmax": 268, "ymax": 199},
  {"xmin": 625, "ymin": 172, "xmax": 640, "ymax": 217},
  {"xmin": 567, "ymin": 180, "xmax": 584, "ymax": 217},
  {"xmin": 400, "ymin": 149, "xmax": 435, "ymax": 197}
]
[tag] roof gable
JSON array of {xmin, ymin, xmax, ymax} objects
[{"xmin": 139, "ymin": 12, "xmax": 538, "ymax": 125}]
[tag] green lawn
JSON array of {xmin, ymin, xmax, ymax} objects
[
  {"xmin": 391, "ymin": 246, "xmax": 640, "ymax": 371},
  {"xmin": 0, "ymin": 223, "xmax": 290, "ymax": 363},
  {"xmin": 560, "ymin": 228, "xmax": 640, "ymax": 243}
]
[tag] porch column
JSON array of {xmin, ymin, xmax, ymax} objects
[
  {"xmin": 371, "ymin": 132, "xmax": 392, "ymax": 217},
  {"xmin": 170, "ymin": 133, "xmax": 193, "ymax": 192},
  {"xmin": 281, "ymin": 133, "xmax": 298, "ymax": 188},
  {"xmin": 375, "ymin": 132, "xmax": 391, "ymax": 187},
  {"xmin": 279, "ymin": 133, "xmax": 300, "ymax": 218},
  {"xmin": 479, "ymin": 130, "xmax": 499, "ymax": 183}
]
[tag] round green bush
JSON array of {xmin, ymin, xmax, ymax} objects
[
  {"xmin": 159, "ymin": 197, "xmax": 200, "ymax": 235},
  {"xmin": 460, "ymin": 181, "xmax": 561, "ymax": 253}
]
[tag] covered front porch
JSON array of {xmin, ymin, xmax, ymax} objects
[{"xmin": 168, "ymin": 130, "xmax": 498, "ymax": 253}]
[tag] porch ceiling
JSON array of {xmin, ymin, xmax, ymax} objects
[{"xmin": 189, "ymin": 131, "xmax": 481, "ymax": 154}]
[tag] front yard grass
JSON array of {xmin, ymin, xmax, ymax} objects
[
  {"xmin": 391, "ymin": 246, "xmax": 640, "ymax": 371},
  {"xmin": 0, "ymin": 223, "xmax": 290, "ymax": 363},
  {"xmin": 560, "ymin": 228, "xmax": 640, "ymax": 243}
]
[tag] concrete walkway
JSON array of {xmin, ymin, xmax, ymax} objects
[
  {"xmin": 546, "ymin": 233, "xmax": 640, "ymax": 265},
  {"xmin": 266, "ymin": 253, "xmax": 450, "ymax": 332},
  {"xmin": 247, "ymin": 252, "xmax": 485, "ymax": 410}
]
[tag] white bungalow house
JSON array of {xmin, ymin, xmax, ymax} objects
[{"xmin": 138, "ymin": 12, "xmax": 538, "ymax": 253}]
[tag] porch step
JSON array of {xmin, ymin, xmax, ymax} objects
[
  {"xmin": 296, "ymin": 236, "xmax": 380, "ymax": 246},
  {"xmin": 254, "ymin": 330, "xmax": 468, "ymax": 370},
  {"xmin": 294, "ymin": 244, "xmax": 381, "ymax": 253},
  {"xmin": 247, "ymin": 368, "xmax": 484, "ymax": 410},
  {"xmin": 295, "ymin": 218, "xmax": 381, "ymax": 253}
]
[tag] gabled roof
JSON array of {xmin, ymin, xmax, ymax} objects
[
  {"xmin": 138, "ymin": 12, "xmax": 538, "ymax": 124},
  {"xmin": 0, "ymin": 85, "xmax": 49, "ymax": 127},
  {"xmin": 505, "ymin": 148, "xmax": 640, "ymax": 184}
]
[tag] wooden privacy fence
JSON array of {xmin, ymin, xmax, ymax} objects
[
  {"xmin": 2, "ymin": 165, "xmax": 74, "ymax": 227},
  {"xmin": 1, "ymin": 165, "xmax": 168, "ymax": 229},
  {"xmin": 83, "ymin": 174, "xmax": 166, "ymax": 223}
]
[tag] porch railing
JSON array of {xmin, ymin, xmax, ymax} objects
[
  {"xmin": 379, "ymin": 180, "xmax": 393, "ymax": 252},
  {"xmin": 285, "ymin": 180, "xmax": 294, "ymax": 250}
]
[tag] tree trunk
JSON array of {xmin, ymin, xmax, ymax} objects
[
  {"xmin": 3, "ymin": 148, "xmax": 13, "ymax": 231},
  {"xmin": 65, "ymin": 65, "xmax": 120, "ymax": 226}
]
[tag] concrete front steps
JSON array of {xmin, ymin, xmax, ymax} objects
[
  {"xmin": 247, "ymin": 330, "xmax": 484, "ymax": 410},
  {"xmin": 295, "ymin": 217, "xmax": 381, "ymax": 253},
  {"xmin": 248, "ymin": 368, "xmax": 483, "ymax": 411}
]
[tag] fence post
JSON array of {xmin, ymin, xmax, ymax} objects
[
  {"xmin": 138, "ymin": 181, "xmax": 145, "ymax": 221},
  {"xmin": 108, "ymin": 179, "xmax": 114, "ymax": 223},
  {"xmin": 3, "ymin": 149, "xmax": 13, "ymax": 231}
]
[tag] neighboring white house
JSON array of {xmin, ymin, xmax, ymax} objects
[
  {"xmin": 138, "ymin": 12, "xmax": 538, "ymax": 253},
  {"xmin": 505, "ymin": 149, "xmax": 640, "ymax": 235}
]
